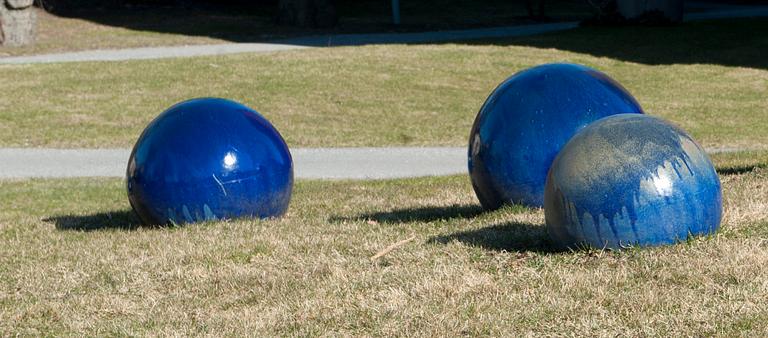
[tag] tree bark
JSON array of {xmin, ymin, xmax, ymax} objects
[
  {"xmin": 277, "ymin": 0, "xmax": 337, "ymax": 28},
  {"xmin": 1, "ymin": 0, "xmax": 37, "ymax": 46}
]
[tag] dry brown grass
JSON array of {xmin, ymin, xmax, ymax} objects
[
  {"xmin": 1, "ymin": 153, "xmax": 767, "ymax": 335},
  {"xmin": 716, "ymin": 152, "xmax": 768, "ymax": 239}
]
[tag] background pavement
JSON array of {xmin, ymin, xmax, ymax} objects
[
  {"xmin": 0, "ymin": 146, "xmax": 754, "ymax": 179},
  {"xmin": 0, "ymin": 147, "xmax": 467, "ymax": 179}
]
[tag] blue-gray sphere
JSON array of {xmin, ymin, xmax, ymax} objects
[{"xmin": 544, "ymin": 114, "xmax": 722, "ymax": 249}]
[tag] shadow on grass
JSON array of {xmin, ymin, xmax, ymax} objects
[
  {"xmin": 39, "ymin": 0, "xmax": 587, "ymax": 44},
  {"xmin": 330, "ymin": 204, "xmax": 485, "ymax": 224},
  {"xmin": 36, "ymin": 1, "xmax": 522, "ymax": 45},
  {"xmin": 717, "ymin": 163, "xmax": 768, "ymax": 175},
  {"xmin": 717, "ymin": 163, "xmax": 767, "ymax": 176},
  {"xmin": 333, "ymin": 203, "xmax": 558, "ymax": 252},
  {"xmin": 428, "ymin": 221, "xmax": 560, "ymax": 253},
  {"xmin": 48, "ymin": 6, "xmax": 283, "ymax": 43},
  {"xmin": 34, "ymin": 2, "xmax": 768, "ymax": 70},
  {"xmin": 44, "ymin": 209, "xmax": 148, "ymax": 231},
  {"xmin": 464, "ymin": 17, "xmax": 768, "ymax": 70}
]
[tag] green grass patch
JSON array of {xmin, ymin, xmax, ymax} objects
[
  {"xmin": 1, "ymin": 19, "xmax": 766, "ymax": 149},
  {"xmin": 1, "ymin": 166, "xmax": 767, "ymax": 335}
]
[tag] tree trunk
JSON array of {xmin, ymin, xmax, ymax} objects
[
  {"xmin": 1, "ymin": 0, "xmax": 37, "ymax": 46},
  {"xmin": 277, "ymin": 0, "xmax": 337, "ymax": 28}
]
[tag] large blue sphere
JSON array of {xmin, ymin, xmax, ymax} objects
[
  {"xmin": 469, "ymin": 63, "xmax": 644, "ymax": 209},
  {"xmin": 545, "ymin": 114, "xmax": 722, "ymax": 249},
  {"xmin": 126, "ymin": 98, "xmax": 293, "ymax": 225}
]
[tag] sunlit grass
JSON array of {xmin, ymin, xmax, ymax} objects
[{"xmin": 0, "ymin": 19, "xmax": 766, "ymax": 149}]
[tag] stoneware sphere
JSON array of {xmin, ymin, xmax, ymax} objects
[
  {"xmin": 469, "ymin": 63, "xmax": 644, "ymax": 209},
  {"xmin": 126, "ymin": 98, "xmax": 293, "ymax": 225},
  {"xmin": 544, "ymin": 114, "xmax": 722, "ymax": 249}
]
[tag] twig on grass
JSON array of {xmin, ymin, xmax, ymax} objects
[{"xmin": 370, "ymin": 235, "xmax": 416, "ymax": 261}]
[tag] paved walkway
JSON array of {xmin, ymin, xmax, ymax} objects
[
  {"xmin": 0, "ymin": 147, "xmax": 467, "ymax": 179},
  {"xmin": 0, "ymin": 43, "xmax": 309, "ymax": 64},
  {"xmin": 1, "ymin": 3, "xmax": 767, "ymax": 65},
  {"xmin": 0, "ymin": 146, "xmax": 757, "ymax": 179}
]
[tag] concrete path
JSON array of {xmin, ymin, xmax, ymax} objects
[
  {"xmin": 0, "ymin": 43, "xmax": 309, "ymax": 64},
  {"xmin": 0, "ymin": 146, "xmax": 757, "ymax": 180},
  {"xmin": 2, "ymin": 3, "xmax": 768, "ymax": 65},
  {"xmin": 0, "ymin": 147, "xmax": 467, "ymax": 179}
]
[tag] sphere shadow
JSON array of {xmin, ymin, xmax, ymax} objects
[
  {"xmin": 44, "ymin": 209, "xmax": 152, "ymax": 231},
  {"xmin": 428, "ymin": 222, "xmax": 561, "ymax": 253},
  {"xmin": 329, "ymin": 204, "xmax": 485, "ymax": 224},
  {"xmin": 716, "ymin": 163, "xmax": 766, "ymax": 176},
  {"xmin": 331, "ymin": 203, "xmax": 560, "ymax": 253}
]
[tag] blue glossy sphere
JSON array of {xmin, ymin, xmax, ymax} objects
[
  {"xmin": 545, "ymin": 114, "xmax": 722, "ymax": 249},
  {"xmin": 127, "ymin": 98, "xmax": 293, "ymax": 225},
  {"xmin": 469, "ymin": 63, "xmax": 644, "ymax": 209}
]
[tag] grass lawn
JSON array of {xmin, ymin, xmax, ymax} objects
[
  {"xmin": 1, "ymin": 13, "xmax": 767, "ymax": 335},
  {"xmin": 0, "ymin": 18, "xmax": 766, "ymax": 149},
  {"xmin": 1, "ymin": 152, "xmax": 767, "ymax": 335}
]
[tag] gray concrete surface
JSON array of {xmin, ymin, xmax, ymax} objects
[
  {"xmin": 0, "ymin": 148, "xmax": 131, "ymax": 178},
  {"xmin": 0, "ymin": 43, "xmax": 309, "ymax": 64},
  {"xmin": 0, "ymin": 147, "xmax": 467, "ymax": 179},
  {"xmin": 0, "ymin": 146, "xmax": 757, "ymax": 180},
  {"xmin": 291, "ymin": 147, "xmax": 466, "ymax": 179}
]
